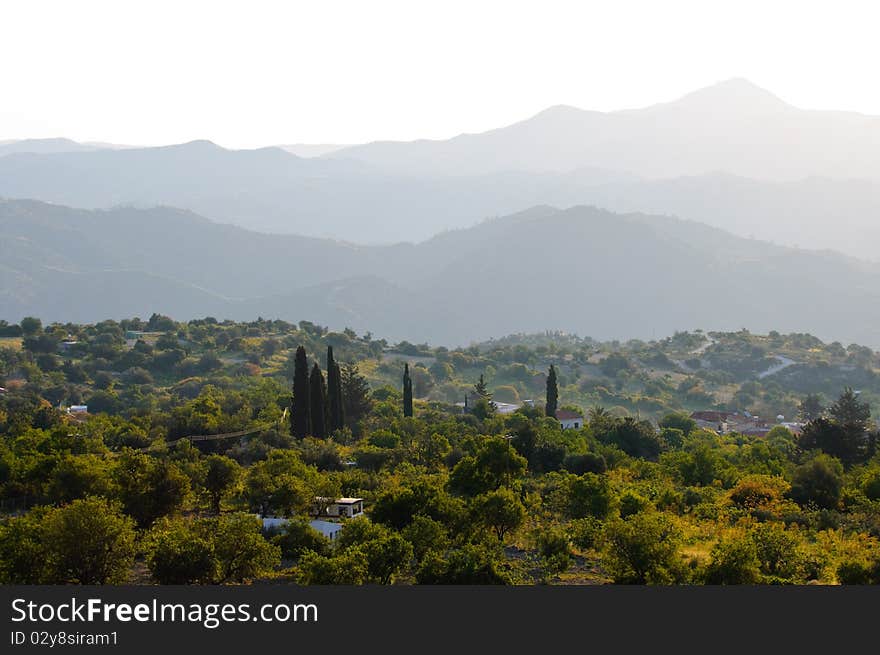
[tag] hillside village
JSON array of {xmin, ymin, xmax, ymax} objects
[{"xmin": 1, "ymin": 315, "xmax": 879, "ymax": 586}]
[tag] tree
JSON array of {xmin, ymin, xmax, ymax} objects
[
  {"xmin": 20, "ymin": 316, "xmax": 42, "ymax": 336},
  {"xmin": 113, "ymin": 452, "xmax": 190, "ymax": 527},
  {"xmin": 326, "ymin": 346, "xmax": 345, "ymax": 433},
  {"xmin": 403, "ymin": 363, "xmax": 414, "ymax": 417},
  {"xmin": 271, "ymin": 518, "xmax": 329, "ymax": 561},
  {"xmin": 291, "ymin": 346, "xmax": 310, "ymax": 439},
  {"xmin": 472, "ymin": 488, "xmax": 526, "ymax": 541},
  {"xmin": 144, "ymin": 517, "xmax": 217, "ymax": 584},
  {"xmin": 474, "ymin": 374, "xmax": 491, "ymax": 401},
  {"xmin": 309, "ymin": 363, "xmax": 327, "ymax": 439},
  {"xmin": 402, "ymin": 516, "xmax": 449, "ymax": 562},
  {"xmin": 359, "ymin": 533, "xmax": 414, "ymax": 584},
  {"xmin": 42, "ymin": 497, "xmax": 137, "ymax": 584},
  {"xmin": 603, "ymin": 417, "xmax": 663, "ymax": 460},
  {"xmin": 545, "ymin": 365, "xmax": 558, "ymax": 417},
  {"xmin": 296, "ymin": 548, "xmax": 369, "ymax": 585},
  {"xmin": 798, "ymin": 393, "xmax": 825, "ymax": 422},
  {"xmin": 789, "ymin": 454, "xmax": 844, "ymax": 510},
  {"xmin": 829, "ymin": 387, "xmax": 871, "ymax": 429},
  {"xmin": 563, "ymin": 453, "xmax": 607, "ymax": 475},
  {"xmin": 602, "ymin": 511, "xmax": 684, "ymax": 584},
  {"xmin": 340, "ymin": 362, "xmax": 372, "ymax": 432},
  {"xmin": 211, "ymin": 513, "xmax": 281, "ymax": 583},
  {"xmin": 48, "ymin": 454, "xmax": 114, "ymax": 505},
  {"xmin": 449, "ymin": 439, "xmax": 528, "ymax": 496},
  {"xmin": 204, "ymin": 455, "xmax": 241, "ymax": 515},
  {"xmin": 0, "ymin": 507, "xmax": 53, "ymax": 583},
  {"xmin": 799, "ymin": 416, "xmax": 875, "ymax": 468},
  {"xmin": 658, "ymin": 412, "xmax": 696, "ymax": 437}
]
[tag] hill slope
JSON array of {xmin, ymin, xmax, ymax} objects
[{"xmin": 4, "ymin": 199, "xmax": 880, "ymax": 346}]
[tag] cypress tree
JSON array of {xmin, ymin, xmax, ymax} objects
[
  {"xmin": 403, "ymin": 363, "xmax": 414, "ymax": 418},
  {"xmin": 327, "ymin": 346, "xmax": 344, "ymax": 433},
  {"xmin": 545, "ymin": 365, "xmax": 558, "ymax": 418},
  {"xmin": 474, "ymin": 374, "xmax": 491, "ymax": 401},
  {"xmin": 341, "ymin": 362, "xmax": 371, "ymax": 432},
  {"xmin": 309, "ymin": 362, "xmax": 328, "ymax": 439},
  {"xmin": 291, "ymin": 346, "xmax": 310, "ymax": 439}
]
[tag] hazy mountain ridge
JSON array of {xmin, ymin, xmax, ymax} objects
[
  {"xmin": 331, "ymin": 79, "xmax": 880, "ymax": 180},
  {"xmin": 3, "ymin": 199, "xmax": 880, "ymax": 347},
  {"xmin": 2, "ymin": 79, "xmax": 880, "ymax": 255}
]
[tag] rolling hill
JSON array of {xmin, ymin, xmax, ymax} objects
[{"xmin": 4, "ymin": 199, "xmax": 880, "ymax": 347}]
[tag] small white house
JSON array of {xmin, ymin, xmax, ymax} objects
[
  {"xmin": 308, "ymin": 519, "xmax": 343, "ymax": 541},
  {"xmin": 556, "ymin": 409, "xmax": 584, "ymax": 430},
  {"xmin": 314, "ymin": 497, "xmax": 365, "ymax": 519},
  {"xmin": 259, "ymin": 517, "xmax": 344, "ymax": 542},
  {"xmin": 67, "ymin": 405, "xmax": 88, "ymax": 414}
]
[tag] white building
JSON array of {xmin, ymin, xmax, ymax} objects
[
  {"xmin": 259, "ymin": 517, "xmax": 344, "ymax": 542},
  {"xmin": 67, "ymin": 405, "xmax": 88, "ymax": 414},
  {"xmin": 556, "ymin": 409, "xmax": 584, "ymax": 430},
  {"xmin": 314, "ymin": 497, "xmax": 365, "ymax": 519},
  {"xmin": 308, "ymin": 519, "xmax": 343, "ymax": 541}
]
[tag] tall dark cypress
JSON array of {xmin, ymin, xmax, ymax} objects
[
  {"xmin": 545, "ymin": 365, "xmax": 558, "ymax": 418},
  {"xmin": 327, "ymin": 346, "xmax": 344, "ymax": 433},
  {"xmin": 403, "ymin": 363, "xmax": 414, "ymax": 417},
  {"xmin": 291, "ymin": 346, "xmax": 310, "ymax": 439},
  {"xmin": 309, "ymin": 362, "xmax": 328, "ymax": 439}
]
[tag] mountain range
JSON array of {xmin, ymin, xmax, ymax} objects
[
  {"xmin": 3, "ymin": 198, "xmax": 880, "ymax": 347},
  {"xmin": 330, "ymin": 78, "xmax": 880, "ymax": 180},
  {"xmin": 1, "ymin": 79, "xmax": 879, "ymax": 258}
]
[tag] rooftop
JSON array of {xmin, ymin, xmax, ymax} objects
[
  {"xmin": 316, "ymin": 496, "xmax": 363, "ymax": 505},
  {"xmin": 555, "ymin": 409, "xmax": 584, "ymax": 421}
]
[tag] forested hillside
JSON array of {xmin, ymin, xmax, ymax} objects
[
  {"xmin": 1, "ymin": 316, "xmax": 879, "ymax": 585},
  {"xmin": 5, "ymin": 199, "xmax": 880, "ymax": 346}
]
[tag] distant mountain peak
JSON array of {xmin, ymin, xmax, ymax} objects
[
  {"xmin": 665, "ymin": 77, "xmax": 790, "ymax": 112},
  {"xmin": 177, "ymin": 139, "xmax": 224, "ymax": 150}
]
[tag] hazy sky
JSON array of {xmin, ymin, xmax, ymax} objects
[{"xmin": 2, "ymin": 0, "xmax": 879, "ymax": 149}]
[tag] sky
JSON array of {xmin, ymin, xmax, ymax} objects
[{"xmin": 2, "ymin": 0, "xmax": 879, "ymax": 149}]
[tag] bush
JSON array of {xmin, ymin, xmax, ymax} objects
[
  {"xmin": 729, "ymin": 475, "xmax": 790, "ymax": 511},
  {"xmin": 601, "ymin": 511, "xmax": 684, "ymax": 584},
  {"xmin": 296, "ymin": 548, "xmax": 370, "ymax": 585},
  {"xmin": 618, "ymin": 490, "xmax": 650, "ymax": 518},
  {"xmin": 750, "ymin": 523, "xmax": 803, "ymax": 581},
  {"xmin": 703, "ymin": 536, "xmax": 762, "ymax": 585},
  {"xmin": 836, "ymin": 559, "xmax": 880, "ymax": 585},
  {"xmin": 566, "ymin": 473, "xmax": 612, "ymax": 520},
  {"xmin": 534, "ymin": 527, "xmax": 572, "ymax": 577},
  {"xmin": 568, "ymin": 517, "xmax": 603, "ymax": 551},
  {"xmin": 862, "ymin": 469, "xmax": 880, "ymax": 501},
  {"xmin": 416, "ymin": 544, "xmax": 511, "ymax": 585}
]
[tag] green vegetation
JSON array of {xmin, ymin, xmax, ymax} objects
[{"xmin": 1, "ymin": 316, "xmax": 879, "ymax": 585}]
